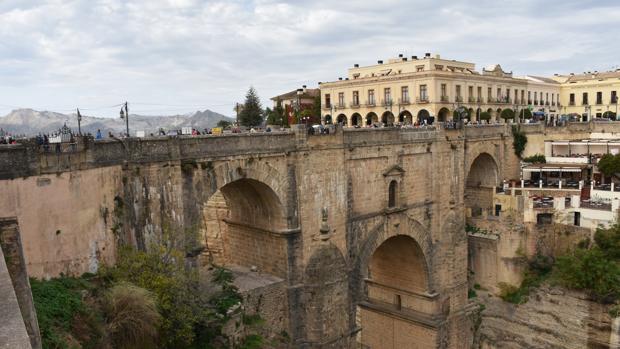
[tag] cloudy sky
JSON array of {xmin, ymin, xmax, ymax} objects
[{"xmin": 0, "ymin": 0, "xmax": 619, "ymax": 117}]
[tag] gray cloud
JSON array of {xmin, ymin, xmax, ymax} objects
[{"xmin": 0, "ymin": 0, "xmax": 618, "ymax": 117}]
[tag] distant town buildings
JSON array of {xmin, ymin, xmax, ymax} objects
[{"xmin": 316, "ymin": 53, "xmax": 620, "ymax": 126}]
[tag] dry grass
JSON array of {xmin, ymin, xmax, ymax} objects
[{"xmin": 103, "ymin": 283, "xmax": 161, "ymax": 349}]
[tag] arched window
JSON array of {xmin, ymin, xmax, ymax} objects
[{"xmin": 388, "ymin": 180, "xmax": 397, "ymax": 208}]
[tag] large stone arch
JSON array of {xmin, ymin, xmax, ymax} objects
[
  {"xmin": 356, "ymin": 214, "xmax": 433, "ymax": 291},
  {"xmin": 351, "ymin": 113, "xmax": 362, "ymax": 126},
  {"xmin": 465, "ymin": 152, "xmax": 500, "ymax": 217},
  {"xmin": 201, "ymin": 160, "xmax": 292, "ymax": 277},
  {"xmin": 355, "ymin": 213, "xmax": 438, "ymax": 349}
]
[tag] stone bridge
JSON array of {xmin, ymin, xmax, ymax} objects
[{"xmin": 0, "ymin": 123, "xmax": 524, "ymax": 348}]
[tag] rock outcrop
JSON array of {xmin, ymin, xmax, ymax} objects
[{"xmin": 474, "ymin": 286, "xmax": 618, "ymax": 349}]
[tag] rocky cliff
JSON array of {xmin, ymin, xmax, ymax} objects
[{"xmin": 473, "ymin": 286, "xmax": 619, "ymax": 349}]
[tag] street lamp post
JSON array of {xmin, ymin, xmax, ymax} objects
[
  {"xmin": 119, "ymin": 102, "xmax": 129, "ymax": 137},
  {"xmin": 76, "ymin": 108, "xmax": 82, "ymax": 136},
  {"xmin": 295, "ymin": 88, "xmax": 303, "ymax": 125}
]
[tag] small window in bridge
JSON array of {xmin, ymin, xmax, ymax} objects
[{"xmin": 388, "ymin": 180, "xmax": 397, "ymax": 208}]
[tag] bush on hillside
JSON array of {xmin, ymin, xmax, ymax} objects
[{"xmin": 103, "ymin": 283, "xmax": 161, "ymax": 349}]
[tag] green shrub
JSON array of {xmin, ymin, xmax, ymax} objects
[
  {"xmin": 479, "ymin": 111, "xmax": 491, "ymax": 121},
  {"xmin": 522, "ymin": 154, "xmax": 546, "ymax": 164},
  {"xmin": 30, "ymin": 276, "xmax": 95, "ymax": 349},
  {"xmin": 594, "ymin": 222, "xmax": 620, "ymax": 258},
  {"xmin": 468, "ymin": 289, "xmax": 477, "ymax": 298},
  {"xmin": 554, "ymin": 248, "xmax": 620, "ymax": 301},
  {"xmin": 239, "ymin": 334, "xmax": 264, "ymax": 349},
  {"xmin": 108, "ymin": 246, "xmax": 212, "ymax": 348},
  {"xmin": 500, "ymin": 109, "xmax": 515, "ymax": 120}
]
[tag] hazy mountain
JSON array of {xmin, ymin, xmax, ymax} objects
[{"xmin": 0, "ymin": 108, "xmax": 235, "ymax": 136}]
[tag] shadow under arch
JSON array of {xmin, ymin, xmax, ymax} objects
[
  {"xmin": 465, "ymin": 152, "xmax": 499, "ymax": 217},
  {"xmin": 354, "ymin": 213, "xmax": 438, "ymax": 348},
  {"xmin": 202, "ymin": 161, "xmax": 292, "ymax": 277}
]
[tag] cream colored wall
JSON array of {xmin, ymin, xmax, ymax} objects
[
  {"xmin": 559, "ymin": 77, "xmax": 620, "ymax": 117},
  {"xmin": 321, "ymin": 69, "xmax": 529, "ymax": 125},
  {"xmin": 0, "ymin": 166, "xmax": 121, "ymax": 279}
]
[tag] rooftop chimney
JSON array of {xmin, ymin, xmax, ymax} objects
[
  {"xmin": 398, "ymin": 54, "xmax": 403, "ymax": 58},
  {"xmin": 412, "ymin": 55, "xmax": 418, "ymax": 60},
  {"xmin": 425, "ymin": 52, "xmax": 431, "ymax": 58},
  {"xmin": 338, "ymin": 77, "xmax": 343, "ymax": 80},
  {"xmin": 354, "ymin": 63, "xmax": 359, "ymax": 68},
  {"xmin": 302, "ymin": 85, "xmax": 307, "ymax": 92},
  {"xmin": 378, "ymin": 60, "xmax": 383, "ymax": 64},
  {"xmin": 402, "ymin": 58, "xmax": 407, "ymax": 61}
]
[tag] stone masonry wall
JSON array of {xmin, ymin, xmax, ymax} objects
[
  {"xmin": 0, "ymin": 166, "xmax": 120, "ymax": 278},
  {"xmin": 0, "ymin": 218, "xmax": 41, "ymax": 349}
]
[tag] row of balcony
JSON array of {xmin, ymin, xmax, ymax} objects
[
  {"xmin": 568, "ymin": 100, "xmax": 618, "ymax": 106},
  {"xmin": 323, "ymin": 96, "xmax": 554, "ymax": 109}
]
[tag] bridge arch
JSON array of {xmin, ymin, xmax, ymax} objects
[
  {"xmin": 465, "ymin": 152, "xmax": 499, "ymax": 217},
  {"xmin": 202, "ymin": 161, "xmax": 291, "ymax": 277},
  {"xmin": 356, "ymin": 215, "xmax": 436, "ymax": 348}
]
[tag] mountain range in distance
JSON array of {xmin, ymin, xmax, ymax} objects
[{"xmin": 0, "ymin": 108, "xmax": 235, "ymax": 136}]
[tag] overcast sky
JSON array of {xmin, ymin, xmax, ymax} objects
[{"xmin": 1, "ymin": 0, "xmax": 619, "ymax": 117}]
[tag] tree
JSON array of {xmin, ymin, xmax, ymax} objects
[
  {"xmin": 266, "ymin": 100, "xmax": 285, "ymax": 126},
  {"xmin": 312, "ymin": 95, "xmax": 321, "ymax": 123},
  {"xmin": 519, "ymin": 109, "xmax": 533, "ymax": 119},
  {"xmin": 479, "ymin": 111, "xmax": 491, "ymax": 121},
  {"xmin": 597, "ymin": 154, "xmax": 620, "ymax": 178},
  {"xmin": 453, "ymin": 108, "xmax": 469, "ymax": 120},
  {"xmin": 216, "ymin": 120, "xmax": 232, "ymax": 129},
  {"xmin": 239, "ymin": 87, "xmax": 264, "ymax": 127},
  {"xmin": 603, "ymin": 111, "xmax": 617, "ymax": 120},
  {"xmin": 501, "ymin": 109, "xmax": 515, "ymax": 120}
]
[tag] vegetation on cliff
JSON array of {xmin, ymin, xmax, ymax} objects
[
  {"xmin": 499, "ymin": 222, "xmax": 620, "ymax": 304},
  {"xmin": 511, "ymin": 125, "xmax": 527, "ymax": 158},
  {"xmin": 31, "ymin": 245, "xmax": 268, "ymax": 349}
]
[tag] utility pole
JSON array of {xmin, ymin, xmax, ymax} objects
[{"xmin": 119, "ymin": 102, "xmax": 129, "ymax": 137}]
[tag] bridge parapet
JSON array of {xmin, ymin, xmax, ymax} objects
[
  {"xmin": 463, "ymin": 124, "xmax": 507, "ymax": 139},
  {"xmin": 343, "ymin": 126, "xmax": 437, "ymax": 146}
]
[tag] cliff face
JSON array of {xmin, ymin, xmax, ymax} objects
[{"xmin": 474, "ymin": 286, "xmax": 619, "ymax": 349}]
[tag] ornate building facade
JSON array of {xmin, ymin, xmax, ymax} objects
[{"xmin": 318, "ymin": 53, "xmax": 571, "ymax": 126}]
